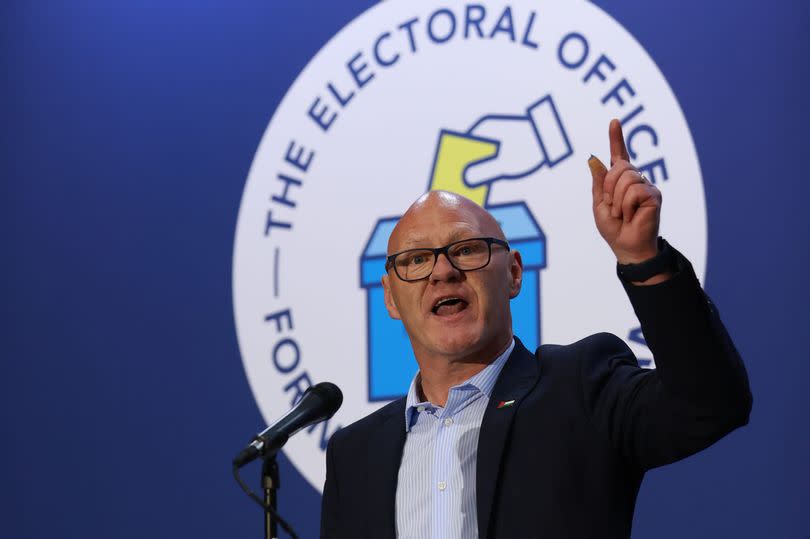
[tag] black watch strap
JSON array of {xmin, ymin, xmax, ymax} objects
[{"xmin": 616, "ymin": 237, "xmax": 676, "ymax": 282}]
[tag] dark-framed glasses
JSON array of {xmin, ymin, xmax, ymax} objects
[{"xmin": 385, "ymin": 237, "xmax": 510, "ymax": 282}]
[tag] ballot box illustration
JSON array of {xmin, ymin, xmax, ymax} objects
[
  {"xmin": 359, "ymin": 94, "xmax": 569, "ymax": 401},
  {"xmin": 360, "ymin": 202, "xmax": 546, "ymax": 401}
]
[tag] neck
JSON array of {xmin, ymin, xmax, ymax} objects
[{"xmin": 415, "ymin": 336, "xmax": 512, "ymax": 407}]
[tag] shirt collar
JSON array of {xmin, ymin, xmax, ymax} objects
[{"xmin": 404, "ymin": 338, "xmax": 515, "ymax": 432}]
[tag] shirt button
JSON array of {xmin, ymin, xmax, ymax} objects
[
  {"xmin": 444, "ymin": 418, "xmax": 453, "ymax": 427},
  {"xmin": 417, "ymin": 406, "xmax": 425, "ymax": 413},
  {"xmin": 438, "ymin": 481, "xmax": 447, "ymax": 491}
]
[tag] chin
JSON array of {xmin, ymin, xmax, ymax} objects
[{"xmin": 430, "ymin": 329, "xmax": 488, "ymax": 359}]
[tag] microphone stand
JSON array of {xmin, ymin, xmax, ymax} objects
[{"xmin": 261, "ymin": 456, "xmax": 280, "ymax": 539}]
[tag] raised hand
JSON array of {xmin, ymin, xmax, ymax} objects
[{"xmin": 589, "ymin": 120, "xmax": 662, "ymax": 265}]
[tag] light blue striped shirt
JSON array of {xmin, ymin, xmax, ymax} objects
[{"xmin": 395, "ymin": 339, "xmax": 515, "ymax": 539}]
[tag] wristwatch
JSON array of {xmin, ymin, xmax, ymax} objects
[{"xmin": 616, "ymin": 237, "xmax": 677, "ymax": 282}]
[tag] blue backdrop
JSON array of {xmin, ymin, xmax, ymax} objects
[{"xmin": 3, "ymin": 1, "xmax": 808, "ymax": 537}]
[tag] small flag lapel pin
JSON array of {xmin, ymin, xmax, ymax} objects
[{"xmin": 497, "ymin": 400, "xmax": 515, "ymax": 409}]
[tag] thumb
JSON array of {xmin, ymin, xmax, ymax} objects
[
  {"xmin": 464, "ymin": 158, "xmax": 503, "ymax": 187},
  {"xmin": 588, "ymin": 154, "xmax": 608, "ymax": 206}
]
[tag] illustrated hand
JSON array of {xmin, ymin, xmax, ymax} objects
[
  {"xmin": 464, "ymin": 113, "xmax": 546, "ymax": 186},
  {"xmin": 463, "ymin": 95, "xmax": 573, "ymax": 187},
  {"xmin": 589, "ymin": 120, "xmax": 662, "ymax": 265}
]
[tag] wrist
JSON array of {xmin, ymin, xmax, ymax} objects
[
  {"xmin": 615, "ymin": 248, "xmax": 659, "ymax": 265},
  {"xmin": 616, "ymin": 238, "xmax": 677, "ymax": 284}
]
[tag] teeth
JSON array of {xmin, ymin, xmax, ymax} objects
[{"xmin": 435, "ymin": 297, "xmax": 460, "ymax": 308}]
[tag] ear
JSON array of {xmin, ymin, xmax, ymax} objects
[
  {"xmin": 508, "ymin": 250, "xmax": 523, "ymax": 299},
  {"xmin": 381, "ymin": 274, "xmax": 402, "ymax": 320}
]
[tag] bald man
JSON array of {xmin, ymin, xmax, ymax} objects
[{"xmin": 320, "ymin": 121, "xmax": 751, "ymax": 539}]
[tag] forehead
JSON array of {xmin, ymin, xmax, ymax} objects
[
  {"xmin": 398, "ymin": 222, "xmax": 480, "ymax": 249},
  {"xmin": 389, "ymin": 203, "xmax": 487, "ymax": 251}
]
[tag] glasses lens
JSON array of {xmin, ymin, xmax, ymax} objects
[
  {"xmin": 448, "ymin": 239, "xmax": 490, "ymax": 270},
  {"xmin": 395, "ymin": 249, "xmax": 435, "ymax": 281}
]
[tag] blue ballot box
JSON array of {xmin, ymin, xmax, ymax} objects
[{"xmin": 360, "ymin": 201, "xmax": 546, "ymax": 401}]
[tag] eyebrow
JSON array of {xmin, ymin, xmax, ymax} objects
[{"xmin": 446, "ymin": 229, "xmax": 474, "ymax": 242}]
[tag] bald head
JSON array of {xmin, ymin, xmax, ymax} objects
[
  {"xmin": 388, "ymin": 191, "xmax": 506, "ymax": 254},
  {"xmin": 380, "ymin": 189, "xmax": 522, "ymax": 373}
]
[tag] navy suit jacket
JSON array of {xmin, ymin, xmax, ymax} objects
[{"xmin": 321, "ymin": 253, "xmax": 752, "ymax": 538}]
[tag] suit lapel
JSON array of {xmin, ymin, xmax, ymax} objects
[
  {"xmin": 366, "ymin": 399, "xmax": 406, "ymax": 539},
  {"xmin": 476, "ymin": 338, "xmax": 541, "ymax": 539}
]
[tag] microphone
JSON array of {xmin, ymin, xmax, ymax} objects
[{"xmin": 233, "ymin": 382, "xmax": 343, "ymax": 468}]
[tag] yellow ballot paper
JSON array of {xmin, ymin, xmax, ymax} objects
[{"xmin": 428, "ymin": 130, "xmax": 499, "ymax": 207}]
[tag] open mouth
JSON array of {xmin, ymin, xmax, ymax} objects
[{"xmin": 431, "ymin": 297, "xmax": 469, "ymax": 316}]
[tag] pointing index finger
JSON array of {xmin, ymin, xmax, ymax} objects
[{"xmin": 609, "ymin": 119, "xmax": 630, "ymax": 166}]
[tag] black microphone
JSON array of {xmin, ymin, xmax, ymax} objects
[{"xmin": 233, "ymin": 382, "xmax": 343, "ymax": 468}]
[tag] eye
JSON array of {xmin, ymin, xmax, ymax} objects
[
  {"xmin": 452, "ymin": 240, "xmax": 485, "ymax": 257},
  {"xmin": 398, "ymin": 250, "xmax": 432, "ymax": 267}
]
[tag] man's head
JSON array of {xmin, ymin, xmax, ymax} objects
[{"xmin": 381, "ymin": 191, "xmax": 523, "ymax": 365}]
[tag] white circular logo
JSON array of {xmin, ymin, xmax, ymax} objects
[{"xmin": 233, "ymin": 0, "xmax": 706, "ymax": 492}]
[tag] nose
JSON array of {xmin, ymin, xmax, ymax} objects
[{"xmin": 429, "ymin": 252, "xmax": 461, "ymax": 282}]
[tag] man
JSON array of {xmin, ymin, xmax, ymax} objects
[{"xmin": 320, "ymin": 120, "xmax": 751, "ymax": 538}]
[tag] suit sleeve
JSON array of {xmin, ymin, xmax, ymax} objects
[
  {"xmin": 320, "ymin": 433, "xmax": 344, "ymax": 538},
  {"xmin": 579, "ymin": 246, "xmax": 752, "ymax": 470}
]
